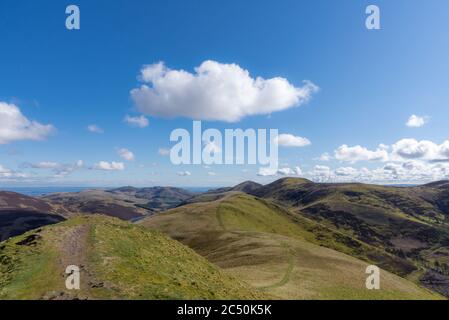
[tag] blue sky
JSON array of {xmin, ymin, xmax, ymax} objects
[{"xmin": 1, "ymin": 0, "xmax": 449, "ymax": 187}]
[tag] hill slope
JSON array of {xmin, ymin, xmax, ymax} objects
[
  {"xmin": 141, "ymin": 193, "xmax": 441, "ymax": 299},
  {"xmin": 251, "ymin": 178, "xmax": 449, "ymax": 296},
  {"xmin": 0, "ymin": 191, "xmax": 65, "ymax": 242},
  {"xmin": 0, "ymin": 215, "xmax": 264, "ymax": 300},
  {"xmin": 108, "ymin": 186, "xmax": 195, "ymax": 211},
  {"xmin": 43, "ymin": 190, "xmax": 153, "ymax": 220}
]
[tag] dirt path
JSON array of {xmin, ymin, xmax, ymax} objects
[
  {"xmin": 59, "ymin": 224, "xmax": 90, "ymax": 268},
  {"xmin": 44, "ymin": 223, "xmax": 98, "ymax": 299}
]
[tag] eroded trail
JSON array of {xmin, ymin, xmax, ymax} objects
[{"xmin": 44, "ymin": 223, "xmax": 100, "ymax": 299}]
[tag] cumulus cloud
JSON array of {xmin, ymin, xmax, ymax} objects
[
  {"xmin": 53, "ymin": 160, "xmax": 84, "ymax": 178},
  {"xmin": 131, "ymin": 60, "xmax": 319, "ymax": 122},
  {"xmin": 0, "ymin": 164, "xmax": 28, "ymax": 180},
  {"xmin": 276, "ymin": 134, "xmax": 311, "ymax": 147},
  {"xmin": 177, "ymin": 171, "xmax": 191, "ymax": 176},
  {"xmin": 87, "ymin": 124, "xmax": 104, "ymax": 134},
  {"xmin": 406, "ymin": 115, "xmax": 428, "ymax": 128},
  {"xmin": 328, "ymin": 139, "xmax": 449, "ymax": 164},
  {"xmin": 0, "ymin": 102, "xmax": 54, "ymax": 144},
  {"xmin": 334, "ymin": 144, "xmax": 389, "ymax": 163},
  {"xmin": 258, "ymin": 166, "xmax": 302, "ymax": 177},
  {"xmin": 302, "ymin": 160, "xmax": 449, "ymax": 183},
  {"xmin": 317, "ymin": 152, "xmax": 331, "ymax": 161},
  {"xmin": 118, "ymin": 148, "xmax": 134, "ymax": 161},
  {"xmin": 392, "ymin": 139, "xmax": 449, "ymax": 161},
  {"xmin": 93, "ymin": 161, "xmax": 124, "ymax": 171},
  {"xmin": 123, "ymin": 115, "xmax": 149, "ymax": 128}
]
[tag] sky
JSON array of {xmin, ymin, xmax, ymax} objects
[{"xmin": 1, "ymin": 0, "xmax": 449, "ymax": 187}]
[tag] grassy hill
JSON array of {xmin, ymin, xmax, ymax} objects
[
  {"xmin": 108, "ymin": 186, "xmax": 195, "ymax": 211},
  {"xmin": 250, "ymin": 178, "xmax": 449, "ymax": 297},
  {"xmin": 141, "ymin": 193, "xmax": 442, "ymax": 299},
  {"xmin": 0, "ymin": 215, "xmax": 264, "ymax": 300},
  {"xmin": 0, "ymin": 191, "xmax": 65, "ymax": 242},
  {"xmin": 43, "ymin": 190, "xmax": 153, "ymax": 220}
]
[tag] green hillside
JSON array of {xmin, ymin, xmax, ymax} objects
[
  {"xmin": 0, "ymin": 215, "xmax": 265, "ymax": 300},
  {"xmin": 251, "ymin": 178, "xmax": 449, "ymax": 297},
  {"xmin": 141, "ymin": 193, "xmax": 442, "ymax": 299}
]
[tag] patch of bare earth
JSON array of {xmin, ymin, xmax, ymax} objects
[{"xmin": 43, "ymin": 224, "xmax": 104, "ymax": 300}]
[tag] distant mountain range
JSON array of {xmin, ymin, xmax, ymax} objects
[{"xmin": 1, "ymin": 179, "xmax": 448, "ymax": 299}]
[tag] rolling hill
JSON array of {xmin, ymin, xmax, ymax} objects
[
  {"xmin": 0, "ymin": 192, "xmax": 65, "ymax": 242},
  {"xmin": 42, "ymin": 190, "xmax": 153, "ymax": 220},
  {"xmin": 0, "ymin": 215, "xmax": 265, "ymax": 300},
  {"xmin": 140, "ymin": 192, "xmax": 441, "ymax": 299},
  {"xmin": 108, "ymin": 186, "xmax": 195, "ymax": 211},
  {"xmin": 250, "ymin": 178, "xmax": 449, "ymax": 296},
  {"xmin": 42, "ymin": 187, "xmax": 195, "ymax": 222}
]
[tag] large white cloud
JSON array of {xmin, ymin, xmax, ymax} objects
[
  {"xmin": 334, "ymin": 144, "xmax": 389, "ymax": 163},
  {"xmin": 130, "ymin": 60, "xmax": 318, "ymax": 122},
  {"xmin": 392, "ymin": 139, "xmax": 449, "ymax": 161},
  {"xmin": 276, "ymin": 134, "xmax": 311, "ymax": 147},
  {"xmin": 0, "ymin": 102, "xmax": 54, "ymax": 144},
  {"xmin": 330, "ymin": 139, "xmax": 449, "ymax": 164}
]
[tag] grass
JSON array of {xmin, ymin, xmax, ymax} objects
[
  {"xmin": 141, "ymin": 193, "xmax": 443, "ymax": 299},
  {"xmin": 0, "ymin": 215, "xmax": 265, "ymax": 300}
]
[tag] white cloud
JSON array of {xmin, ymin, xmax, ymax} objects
[
  {"xmin": 93, "ymin": 161, "xmax": 124, "ymax": 171},
  {"xmin": 131, "ymin": 60, "xmax": 318, "ymax": 122},
  {"xmin": 0, "ymin": 164, "xmax": 13, "ymax": 178},
  {"xmin": 310, "ymin": 165, "xmax": 332, "ymax": 181},
  {"xmin": 406, "ymin": 114, "xmax": 428, "ymax": 128},
  {"xmin": 335, "ymin": 144, "xmax": 389, "ymax": 163},
  {"xmin": 391, "ymin": 139, "xmax": 449, "ymax": 161},
  {"xmin": 0, "ymin": 102, "xmax": 54, "ymax": 144},
  {"xmin": 303, "ymin": 160, "xmax": 449, "ymax": 183},
  {"xmin": 118, "ymin": 148, "xmax": 135, "ymax": 161},
  {"xmin": 207, "ymin": 171, "xmax": 217, "ymax": 176},
  {"xmin": 28, "ymin": 161, "xmax": 61, "ymax": 169},
  {"xmin": 158, "ymin": 148, "xmax": 170, "ymax": 156},
  {"xmin": 0, "ymin": 163, "xmax": 30, "ymax": 180},
  {"xmin": 335, "ymin": 167, "xmax": 359, "ymax": 177},
  {"xmin": 53, "ymin": 160, "xmax": 84, "ymax": 178},
  {"xmin": 293, "ymin": 166, "xmax": 303, "ymax": 176},
  {"xmin": 257, "ymin": 167, "xmax": 277, "ymax": 176},
  {"xmin": 276, "ymin": 134, "xmax": 311, "ymax": 147},
  {"xmin": 257, "ymin": 166, "xmax": 302, "ymax": 177},
  {"xmin": 123, "ymin": 115, "xmax": 149, "ymax": 128},
  {"xmin": 317, "ymin": 152, "xmax": 331, "ymax": 161},
  {"xmin": 327, "ymin": 139, "xmax": 449, "ymax": 164},
  {"xmin": 177, "ymin": 171, "xmax": 191, "ymax": 176},
  {"xmin": 87, "ymin": 124, "xmax": 104, "ymax": 134}
]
